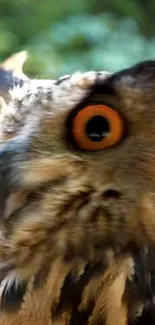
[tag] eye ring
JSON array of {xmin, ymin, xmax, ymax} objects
[{"xmin": 71, "ymin": 104, "xmax": 124, "ymax": 151}]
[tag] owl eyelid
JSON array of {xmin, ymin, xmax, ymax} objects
[{"xmin": 68, "ymin": 103, "xmax": 124, "ymax": 151}]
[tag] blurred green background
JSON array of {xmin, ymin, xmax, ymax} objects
[{"xmin": 1, "ymin": 0, "xmax": 155, "ymax": 78}]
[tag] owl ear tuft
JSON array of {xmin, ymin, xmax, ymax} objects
[
  {"xmin": 0, "ymin": 51, "xmax": 29, "ymax": 103},
  {"xmin": 0, "ymin": 51, "xmax": 28, "ymax": 76}
]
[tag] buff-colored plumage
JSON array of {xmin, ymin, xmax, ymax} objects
[{"xmin": 0, "ymin": 54, "xmax": 154, "ymax": 325}]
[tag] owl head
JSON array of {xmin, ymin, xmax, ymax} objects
[{"xmin": 0, "ymin": 61, "xmax": 155, "ymax": 323}]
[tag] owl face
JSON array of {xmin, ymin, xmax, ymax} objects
[{"xmin": 0, "ymin": 62, "xmax": 155, "ymax": 317}]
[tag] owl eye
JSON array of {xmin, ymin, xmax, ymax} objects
[{"xmin": 71, "ymin": 104, "xmax": 124, "ymax": 151}]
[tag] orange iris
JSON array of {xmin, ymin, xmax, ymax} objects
[{"xmin": 72, "ymin": 104, "xmax": 124, "ymax": 151}]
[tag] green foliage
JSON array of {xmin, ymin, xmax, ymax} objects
[{"xmin": 0, "ymin": 0, "xmax": 155, "ymax": 78}]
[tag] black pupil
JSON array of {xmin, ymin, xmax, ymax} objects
[{"xmin": 85, "ymin": 115, "xmax": 110, "ymax": 142}]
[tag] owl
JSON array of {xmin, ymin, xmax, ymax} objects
[{"xmin": 0, "ymin": 57, "xmax": 154, "ymax": 325}]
